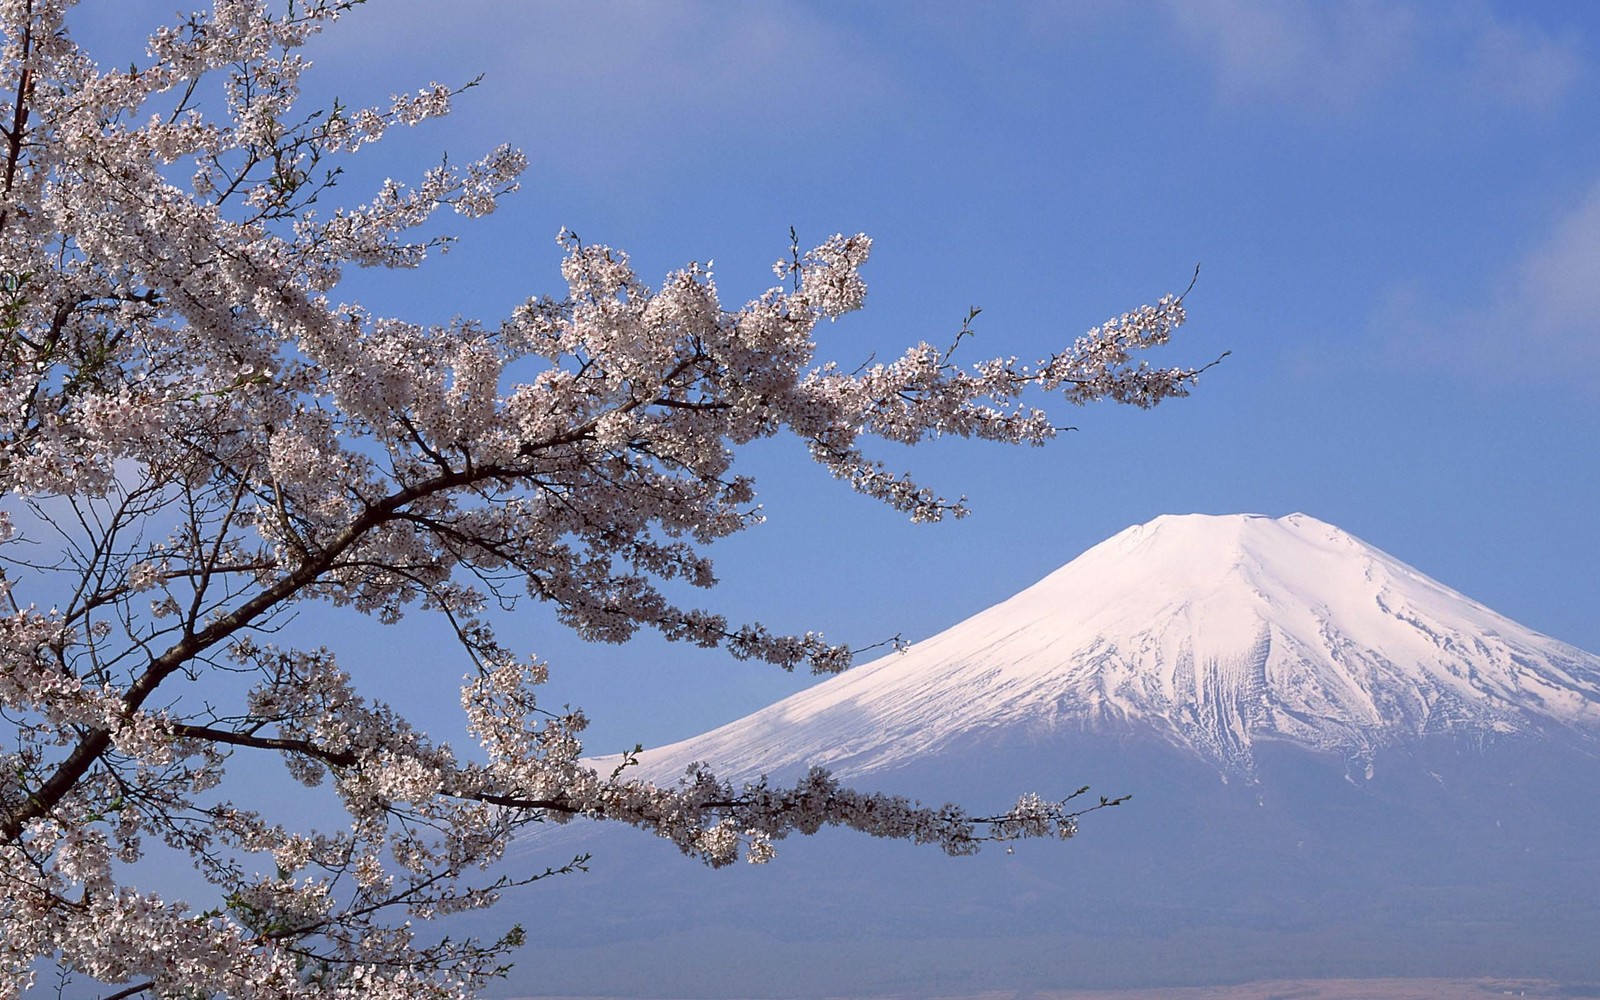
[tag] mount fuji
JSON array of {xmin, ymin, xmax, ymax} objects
[
  {"xmin": 492, "ymin": 514, "xmax": 1600, "ymax": 998},
  {"xmin": 608, "ymin": 512, "xmax": 1600, "ymax": 783}
]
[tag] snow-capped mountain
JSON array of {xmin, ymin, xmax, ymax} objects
[
  {"xmin": 623, "ymin": 512, "xmax": 1600, "ymax": 780},
  {"xmin": 494, "ymin": 514, "xmax": 1600, "ymax": 998}
]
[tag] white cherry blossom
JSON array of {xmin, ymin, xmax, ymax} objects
[{"xmin": 0, "ymin": 2, "xmax": 1209, "ymax": 996}]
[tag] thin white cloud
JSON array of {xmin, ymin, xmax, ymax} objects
[
  {"xmin": 1162, "ymin": 0, "xmax": 1417, "ymax": 110},
  {"xmin": 1379, "ymin": 180, "xmax": 1600, "ymax": 385},
  {"xmin": 1516, "ymin": 183, "xmax": 1600, "ymax": 363},
  {"xmin": 310, "ymin": 2, "xmax": 898, "ymax": 180},
  {"xmin": 1469, "ymin": 16, "xmax": 1585, "ymax": 109},
  {"xmin": 1164, "ymin": 0, "xmax": 1582, "ymax": 112}
]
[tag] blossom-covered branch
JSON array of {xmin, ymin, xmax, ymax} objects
[{"xmin": 0, "ymin": 2, "xmax": 1208, "ymax": 997}]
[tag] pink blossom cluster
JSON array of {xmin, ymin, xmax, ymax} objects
[{"xmin": 0, "ymin": 1, "xmax": 1196, "ymax": 996}]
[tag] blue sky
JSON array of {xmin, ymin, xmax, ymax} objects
[{"xmin": 74, "ymin": 1, "xmax": 1600, "ymax": 755}]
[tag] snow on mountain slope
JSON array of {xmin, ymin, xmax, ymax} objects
[{"xmin": 625, "ymin": 513, "xmax": 1600, "ymax": 778}]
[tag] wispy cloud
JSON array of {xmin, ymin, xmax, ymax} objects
[
  {"xmin": 1163, "ymin": 0, "xmax": 1582, "ymax": 112},
  {"xmin": 1162, "ymin": 0, "xmax": 1417, "ymax": 109},
  {"xmin": 312, "ymin": 2, "xmax": 898, "ymax": 180},
  {"xmin": 1378, "ymin": 180, "xmax": 1600, "ymax": 386},
  {"xmin": 1467, "ymin": 16, "xmax": 1584, "ymax": 109},
  {"xmin": 1515, "ymin": 183, "xmax": 1600, "ymax": 364}
]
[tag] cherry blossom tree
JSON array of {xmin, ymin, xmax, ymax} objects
[{"xmin": 0, "ymin": 2, "xmax": 1212, "ymax": 997}]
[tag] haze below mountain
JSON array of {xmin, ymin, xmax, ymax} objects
[{"xmin": 488, "ymin": 514, "xmax": 1600, "ymax": 999}]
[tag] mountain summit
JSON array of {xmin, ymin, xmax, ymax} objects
[{"xmin": 631, "ymin": 512, "xmax": 1600, "ymax": 778}]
